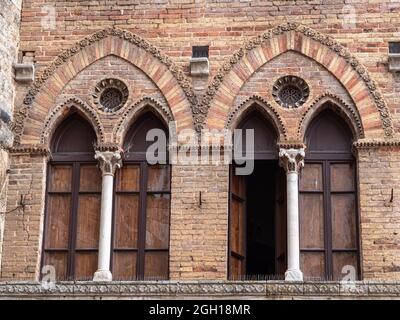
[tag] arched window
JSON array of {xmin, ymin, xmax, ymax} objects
[
  {"xmin": 300, "ymin": 108, "xmax": 360, "ymax": 280},
  {"xmin": 229, "ymin": 109, "xmax": 287, "ymax": 280},
  {"xmin": 42, "ymin": 113, "xmax": 101, "ymax": 280},
  {"xmin": 111, "ymin": 112, "xmax": 170, "ymax": 280}
]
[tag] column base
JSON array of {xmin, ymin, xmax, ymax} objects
[
  {"xmin": 93, "ymin": 270, "xmax": 112, "ymax": 282},
  {"xmin": 285, "ymin": 269, "xmax": 303, "ymax": 282}
]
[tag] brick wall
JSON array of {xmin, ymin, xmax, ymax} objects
[
  {"xmin": 358, "ymin": 147, "xmax": 400, "ymax": 280},
  {"xmin": 15, "ymin": 0, "xmax": 400, "ymax": 130},
  {"xmin": 170, "ymin": 163, "xmax": 229, "ymax": 280},
  {"xmin": 1, "ymin": 0, "xmax": 399, "ymax": 282},
  {"xmin": 0, "ymin": 0, "xmax": 22, "ymax": 274},
  {"xmin": 0, "ymin": 154, "xmax": 46, "ymax": 280}
]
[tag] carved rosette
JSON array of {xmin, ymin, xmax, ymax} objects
[
  {"xmin": 93, "ymin": 79, "xmax": 129, "ymax": 113},
  {"xmin": 272, "ymin": 76, "xmax": 310, "ymax": 108},
  {"xmin": 95, "ymin": 151, "xmax": 122, "ymax": 176},
  {"xmin": 279, "ymin": 148, "xmax": 305, "ymax": 174}
]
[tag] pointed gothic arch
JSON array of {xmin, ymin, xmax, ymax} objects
[
  {"xmin": 13, "ymin": 27, "xmax": 194, "ymax": 146},
  {"xmin": 203, "ymin": 23, "xmax": 393, "ymax": 138},
  {"xmin": 297, "ymin": 93, "xmax": 364, "ymax": 141},
  {"xmin": 41, "ymin": 98, "xmax": 105, "ymax": 147}
]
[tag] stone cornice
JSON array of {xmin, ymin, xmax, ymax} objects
[
  {"xmin": 7, "ymin": 145, "xmax": 50, "ymax": 156},
  {"xmin": 0, "ymin": 281, "xmax": 399, "ymax": 299},
  {"xmin": 354, "ymin": 139, "xmax": 400, "ymax": 149}
]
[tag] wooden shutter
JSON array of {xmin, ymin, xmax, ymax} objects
[
  {"xmin": 43, "ymin": 164, "xmax": 73, "ymax": 280},
  {"xmin": 330, "ymin": 162, "xmax": 358, "ymax": 280},
  {"xmin": 144, "ymin": 164, "xmax": 170, "ymax": 280},
  {"xmin": 299, "ymin": 163, "xmax": 326, "ymax": 279},
  {"xmin": 43, "ymin": 162, "xmax": 101, "ymax": 281},
  {"xmin": 112, "ymin": 163, "xmax": 170, "ymax": 280},
  {"xmin": 75, "ymin": 164, "xmax": 101, "ymax": 280},
  {"xmin": 229, "ymin": 166, "xmax": 247, "ymax": 280},
  {"xmin": 113, "ymin": 164, "xmax": 140, "ymax": 280}
]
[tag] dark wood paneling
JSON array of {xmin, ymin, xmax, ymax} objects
[
  {"xmin": 116, "ymin": 165, "xmax": 140, "ymax": 192},
  {"xmin": 113, "ymin": 252, "xmax": 137, "ymax": 280},
  {"xmin": 145, "ymin": 194, "xmax": 170, "ymax": 249},
  {"xmin": 299, "ymin": 194, "xmax": 324, "ymax": 249},
  {"xmin": 79, "ymin": 165, "xmax": 102, "ymax": 192},
  {"xmin": 144, "ymin": 251, "xmax": 169, "ymax": 280},
  {"xmin": 76, "ymin": 194, "xmax": 101, "ymax": 249},
  {"xmin": 114, "ymin": 194, "xmax": 139, "ymax": 248},
  {"xmin": 48, "ymin": 165, "xmax": 72, "ymax": 192},
  {"xmin": 331, "ymin": 194, "xmax": 357, "ymax": 249}
]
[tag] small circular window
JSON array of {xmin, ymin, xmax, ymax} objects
[
  {"xmin": 93, "ymin": 79, "xmax": 129, "ymax": 113},
  {"xmin": 273, "ymin": 76, "xmax": 309, "ymax": 108}
]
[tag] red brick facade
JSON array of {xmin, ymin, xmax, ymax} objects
[{"xmin": 0, "ymin": 0, "xmax": 400, "ymax": 286}]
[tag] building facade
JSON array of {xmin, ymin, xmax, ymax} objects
[{"xmin": 0, "ymin": 0, "xmax": 400, "ymax": 299}]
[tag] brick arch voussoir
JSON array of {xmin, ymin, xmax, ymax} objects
[
  {"xmin": 204, "ymin": 22, "xmax": 393, "ymax": 138},
  {"xmin": 13, "ymin": 27, "xmax": 195, "ymax": 146}
]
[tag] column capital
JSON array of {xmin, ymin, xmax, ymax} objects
[
  {"xmin": 95, "ymin": 150, "xmax": 122, "ymax": 176},
  {"xmin": 279, "ymin": 148, "xmax": 305, "ymax": 174}
]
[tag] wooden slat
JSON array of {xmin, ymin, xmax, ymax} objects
[
  {"xmin": 330, "ymin": 163, "xmax": 355, "ymax": 192},
  {"xmin": 114, "ymin": 194, "xmax": 139, "ymax": 248},
  {"xmin": 48, "ymin": 165, "xmax": 72, "ymax": 192},
  {"xmin": 113, "ymin": 252, "xmax": 137, "ymax": 280},
  {"xmin": 75, "ymin": 252, "xmax": 98, "ymax": 280},
  {"xmin": 76, "ymin": 195, "xmax": 101, "ymax": 249},
  {"xmin": 331, "ymin": 194, "xmax": 357, "ymax": 249},
  {"xmin": 145, "ymin": 194, "xmax": 170, "ymax": 249},
  {"xmin": 79, "ymin": 164, "xmax": 102, "ymax": 192},
  {"xmin": 45, "ymin": 195, "xmax": 71, "ymax": 249},
  {"xmin": 300, "ymin": 163, "xmax": 323, "ymax": 192},
  {"xmin": 332, "ymin": 252, "xmax": 358, "ymax": 281},
  {"xmin": 144, "ymin": 251, "xmax": 168, "ymax": 280},
  {"xmin": 301, "ymin": 252, "xmax": 325, "ymax": 279},
  {"xmin": 299, "ymin": 194, "xmax": 324, "ymax": 249},
  {"xmin": 43, "ymin": 252, "xmax": 68, "ymax": 280},
  {"xmin": 116, "ymin": 165, "xmax": 140, "ymax": 192},
  {"xmin": 147, "ymin": 165, "xmax": 170, "ymax": 191}
]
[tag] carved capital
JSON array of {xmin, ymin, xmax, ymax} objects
[
  {"xmin": 95, "ymin": 151, "xmax": 122, "ymax": 176},
  {"xmin": 279, "ymin": 148, "xmax": 305, "ymax": 174}
]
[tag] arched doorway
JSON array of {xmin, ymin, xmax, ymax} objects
[
  {"xmin": 300, "ymin": 107, "xmax": 360, "ymax": 280},
  {"xmin": 42, "ymin": 113, "xmax": 101, "ymax": 281},
  {"xmin": 111, "ymin": 112, "xmax": 171, "ymax": 280},
  {"xmin": 229, "ymin": 109, "xmax": 286, "ymax": 280}
]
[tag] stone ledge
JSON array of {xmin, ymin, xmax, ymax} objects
[{"xmin": 0, "ymin": 281, "xmax": 399, "ymax": 299}]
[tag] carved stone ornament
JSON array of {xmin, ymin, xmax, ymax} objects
[
  {"xmin": 0, "ymin": 281, "xmax": 399, "ymax": 298},
  {"xmin": 95, "ymin": 151, "xmax": 122, "ymax": 176},
  {"xmin": 93, "ymin": 79, "xmax": 129, "ymax": 113},
  {"xmin": 273, "ymin": 76, "xmax": 310, "ymax": 108},
  {"xmin": 279, "ymin": 148, "xmax": 305, "ymax": 173}
]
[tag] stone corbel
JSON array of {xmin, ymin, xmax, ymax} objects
[
  {"xmin": 389, "ymin": 53, "xmax": 400, "ymax": 72},
  {"xmin": 13, "ymin": 63, "xmax": 35, "ymax": 83}
]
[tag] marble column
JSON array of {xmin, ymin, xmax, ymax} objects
[
  {"xmin": 279, "ymin": 148, "xmax": 305, "ymax": 282},
  {"xmin": 93, "ymin": 151, "xmax": 122, "ymax": 282}
]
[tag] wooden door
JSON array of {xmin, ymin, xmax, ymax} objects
[
  {"xmin": 229, "ymin": 166, "xmax": 247, "ymax": 280},
  {"xmin": 275, "ymin": 167, "xmax": 287, "ymax": 276}
]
